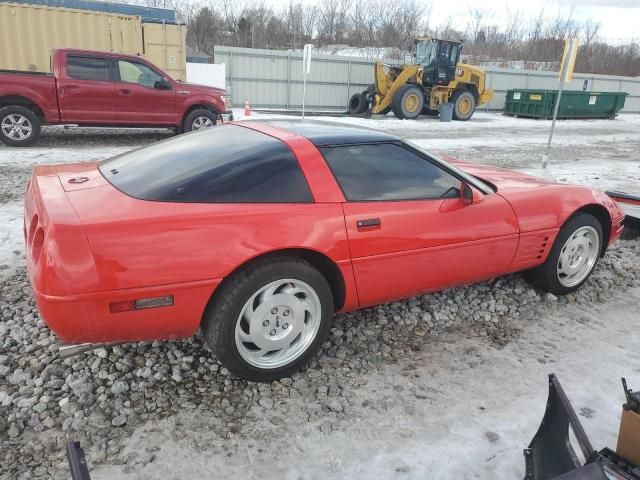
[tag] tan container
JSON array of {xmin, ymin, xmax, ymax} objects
[
  {"xmin": 0, "ymin": 2, "xmax": 142, "ymax": 72},
  {"xmin": 142, "ymin": 22, "xmax": 186, "ymax": 81},
  {"xmin": 0, "ymin": 2, "xmax": 186, "ymax": 80},
  {"xmin": 617, "ymin": 409, "xmax": 640, "ymax": 465}
]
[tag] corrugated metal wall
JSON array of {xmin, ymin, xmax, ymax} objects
[
  {"xmin": 214, "ymin": 46, "xmax": 401, "ymax": 110},
  {"xmin": 0, "ymin": 2, "xmax": 186, "ymax": 80},
  {"xmin": 483, "ymin": 68, "xmax": 640, "ymax": 113},
  {"xmin": 214, "ymin": 45, "xmax": 640, "ymax": 113}
]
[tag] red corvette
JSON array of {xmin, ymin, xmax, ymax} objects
[{"xmin": 24, "ymin": 122, "xmax": 624, "ymax": 380}]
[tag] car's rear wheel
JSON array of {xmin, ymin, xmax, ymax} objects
[
  {"xmin": 0, "ymin": 106, "xmax": 41, "ymax": 147},
  {"xmin": 524, "ymin": 212, "xmax": 602, "ymax": 295},
  {"xmin": 183, "ymin": 108, "xmax": 217, "ymax": 132},
  {"xmin": 202, "ymin": 256, "xmax": 334, "ymax": 381}
]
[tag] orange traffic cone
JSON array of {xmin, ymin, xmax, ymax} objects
[{"xmin": 244, "ymin": 99, "xmax": 251, "ymax": 116}]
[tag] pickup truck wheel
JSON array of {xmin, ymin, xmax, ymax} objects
[
  {"xmin": 202, "ymin": 256, "xmax": 334, "ymax": 381},
  {"xmin": 183, "ymin": 109, "xmax": 217, "ymax": 132},
  {"xmin": 0, "ymin": 106, "xmax": 41, "ymax": 147}
]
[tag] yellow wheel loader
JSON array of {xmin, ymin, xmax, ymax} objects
[{"xmin": 348, "ymin": 37, "xmax": 493, "ymax": 121}]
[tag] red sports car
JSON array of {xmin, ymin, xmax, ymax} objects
[{"xmin": 24, "ymin": 122, "xmax": 624, "ymax": 380}]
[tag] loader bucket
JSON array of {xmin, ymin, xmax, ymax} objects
[{"xmin": 524, "ymin": 374, "xmax": 601, "ymax": 480}]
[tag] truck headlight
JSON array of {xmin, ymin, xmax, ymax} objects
[{"xmin": 221, "ymin": 95, "xmax": 232, "ymax": 109}]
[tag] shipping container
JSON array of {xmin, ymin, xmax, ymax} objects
[
  {"xmin": 0, "ymin": 2, "xmax": 186, "ymax": 80},
  {"xmin": 504, "ymin": 89, "xmax": 628, "ymax": 119},
  {"xmin": 142, "ymin": 22, "xmax": 186, "ymax": 82},
  {"xmin": 0, "ymin": 0, "xmax": 175, "ymax": 22}
]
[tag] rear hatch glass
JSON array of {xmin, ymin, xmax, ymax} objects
[{"xmin": 98, "ymin": 125, "xmax": 313, "ymax": 203}]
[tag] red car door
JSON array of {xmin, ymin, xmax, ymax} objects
[
  {"xmin": 320, "ymin": 142, "xmax": 520, "ymax": 307},
  {"xmin": 58, "ymin": 54, "xmax": 116, "ymax": 123},
  {"xmin": 114, "ymin": 58, "xmax": 176, "ymax": 125}
]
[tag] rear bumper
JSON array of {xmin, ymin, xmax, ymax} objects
[{"xmin": 32, "ymin": 278, "xmax": 221, "ymax": 344}]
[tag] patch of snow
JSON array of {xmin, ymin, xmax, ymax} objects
[
  {"xmin": 0, "ymin": 202, "xmax": 25, "ymax": 278},
  {"xmin": 92, "ymin": 287, "xmax": 640, "ymax": 480}
]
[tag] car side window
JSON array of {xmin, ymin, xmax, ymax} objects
[
  {"xmin": 117, "ymin": 60, "xmax": 165, "ymax": 89},
  {"xmin": 67, "ymin": 55, "xmax": 110, "ymax": 81},
  {"xmin": 320, "ymin": 143, "xmax": 460, "ymax": 201}
]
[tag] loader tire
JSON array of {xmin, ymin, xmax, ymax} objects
[
  {"xmin": 452, "ymin": 90, "xmax": 476, "ymax": 121},
  {"xmin": 348, "ymin": 93, "xmax": 368, "ymax": 115},
  {"xmin": 391, "ymin": 84, "xmax": 424, "ymax": 120}
]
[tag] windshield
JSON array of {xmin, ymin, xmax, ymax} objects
[
  {"xmin": 416, "ymin": 40, "xmax": 437, "ymax": 65},
  {"xmin": 402, "ymin": 140, "xmax": 495, "ymax": 194}
]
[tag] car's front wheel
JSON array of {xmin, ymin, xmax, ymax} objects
[
  {"xmin": 524, "ymin": 212, "xmax": 603, "ymax": 295},
  {"xmin": 183, "ymin": 109, "xmax": 217, "ymax": 132},
  {"xmin": 202, "ymin": 256, "xmax": 334, "ymax": 381}
]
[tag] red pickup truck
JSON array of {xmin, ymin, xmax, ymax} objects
[{"xmin": 0, "ymin": 48, "xmax": 233, "ymax": 146}]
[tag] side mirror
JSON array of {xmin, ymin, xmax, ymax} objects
[
  {"xmin": 155, "ymin": 77, "xmax": 171, "ymax": 90},
  {"xmin": 461, "ymin": 182, "xmax": 473, "ymax": 205}
]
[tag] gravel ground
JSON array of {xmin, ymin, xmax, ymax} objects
[{"xmin": 0, "ymin": 114, "xmax": 639, "ymax": 479}]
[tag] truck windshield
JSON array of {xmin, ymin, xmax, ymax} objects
[{"xmin": 416, "ymin": 41, "xmax": 437, "ymax": 65}]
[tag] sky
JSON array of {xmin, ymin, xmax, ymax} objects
[
  {"xmin": 427, "ymin": 0, "xmax": 640, "ymax": 43},
  {"xmin": 262, "ymin": 0, "xmax": 640, "ymax": 43}
]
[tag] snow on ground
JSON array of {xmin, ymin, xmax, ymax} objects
[
  {"xmin": 92, "ymin": 287, "xmax": 640, "ymax": 480},
  {"xmin": 0, "ymin": 201, "xmax": 23, "ymax": 275}
]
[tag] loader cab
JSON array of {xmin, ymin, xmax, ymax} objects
[{"xmin": 416, "ymin": 38, "xmax": 461, "ymax": 87}]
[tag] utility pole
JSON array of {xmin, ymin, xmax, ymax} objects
[
  {"xmin": 543, "ymin": 37, "xmax": 578, "ymax": 169},
  {"xmin": 301, "ymin": 44, "xmax": 312, "ymax": 119}
]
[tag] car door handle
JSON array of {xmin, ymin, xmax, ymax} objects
[
  {"xmin": 356, "ymin": 218, "xmax": 381, "ymax": 229},
  {"xmin": 119, "ymin": 89, "xmax": 131, "ymax": 95},
  {"xmin": 64, "ymin": 85, "xmax": 80, "ymax": 93}
]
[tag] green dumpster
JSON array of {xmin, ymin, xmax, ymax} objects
[{"xmin": 504, "ymin": 89, "xmax": 627, "ymax": 119}]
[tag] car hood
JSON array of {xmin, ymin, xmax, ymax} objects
[
  {"xmin": 176, "ymin": 81, "xmax": 227, "ymax": 96},
  {"xmin": 449, "ymin": 159, "xmax": 555, "ymax": 192}
]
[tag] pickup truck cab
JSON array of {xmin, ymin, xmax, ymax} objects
[{"xmin": 0, "ymin": 48, "xmax": 233, "ymax": 146}]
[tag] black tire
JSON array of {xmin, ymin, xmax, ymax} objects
[
  {"xmin": 348, "ymin": 93, "xmax": 368, "ymax": 115},
  {"xmin": 202, "ymin": 256, "xmax": 334, "ymax": 382},
  {"xmin": 363, "ymin": 85, "xmax": 391, "ymax": 115},
  {"xmin": 451, "ymin": 90, "xmax": 476, "ymax": 121},
  {"xmin": 182, "ymin": 108, "xmax": 217, "ymax": 132},
  {"xmin": 524, "ymin": 212, "xmax": 603, "ymax": 295},
  {"xmin": 391, "ymin": 84, "xmax": 424, "ymax": 120},
  {"xmin": 0, "ymin": 105, "xmax": 41, "ymax": 147}
]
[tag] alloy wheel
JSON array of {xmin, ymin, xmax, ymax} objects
[
  {"xmin": 1, "ymin": 114, "xmax": 32, "ymax": 140},
  {"xmin": 557, "ymin": 226, "xmax": 600, "ymax": 287},
  {"xmin": 234, "ymin": 278, "xmax": 322, "ymax": 369}
]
